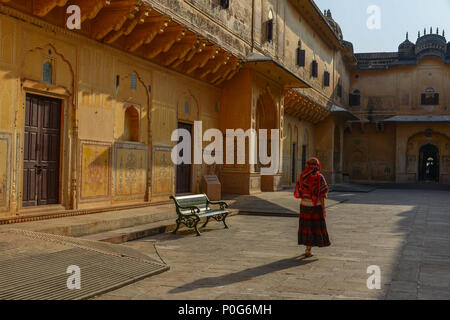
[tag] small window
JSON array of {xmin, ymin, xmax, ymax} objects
[
  {"xmin": 115, "ymin": 75, "xmax": 120, "ymax": 93},
  {"xmin": 124, "ymin": 106, "xmax": 139, "ymax": 142},
  {"xmin": 337, "ymin": 80, "xmax": 342, "ymax": 98},
  {"xmin": 267, "ymin": 10, "xmax": 274, "ymax": 43},
  {"xmin": 349, "ymin": 89, "xmax": 361, "ymax": 106},
  {"xmin": 43, "ymin": 61, "xmax": 52, "ymax": 84},
  {"xmin": 311, "ymin": 60, "xmax": 318, "ymax": 78},
  {"xmin": 130, "ymin": 73, "xmax": 137, "ymax": 90},
  {"xmin": 323, "ymin": 71, "xmax": 330, "ymax": 87},
  {"xmin": 220, "ymin": 0, "xmax": 229, "ymax": 9},
  {"xmin": 296, "ymin": 47, "xmax": 305, "ymax": 67},
  {"xmin": 421, "ymin": 88, "xmax": 439, "ymax": 105},
  {"xmin": 185, "ymin": 101, "xmax": 189, "ymax": 114}
]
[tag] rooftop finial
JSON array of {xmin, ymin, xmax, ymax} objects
[
  {"xmin": 424, "ymin": 28, "xmax": 426, "ymax": 35},
  {"xmin": 437, "ymin": 27, "xmax": 439, "ymax": 34},
  {"xmin": 430, "ymin": 26, "xmax": 432, "ymax": 34},
  {"xmin": 418, "ymin": 31, "xmax": 421, "ymax": 38},
  {"xmin": 444, "ymin": 30, "xmax": 445, "ymax": 37},
  {"xmin": 406, "ymin": 32, "xmax": 409, "ymax": 40}
]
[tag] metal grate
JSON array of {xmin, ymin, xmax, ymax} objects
[{"xmin": 0, "ymin": 230, "xmax": 169, "ymax": 300}]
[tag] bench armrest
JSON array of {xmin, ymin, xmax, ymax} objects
[
  {"xmin": 177, "ymin": 205, "xmax": 201, "ymax": 215},
  {"xmin": 169, "ymin": 196, "xmax": 201, "ymax": 216},
  {"xmin": 207, "ymin": 200, "xmax": 229, "ymax": 209}
]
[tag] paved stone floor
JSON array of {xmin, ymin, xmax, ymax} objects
[{"xmin": 96, "ymin": 188, "xmax": 450, "ymax": 300}]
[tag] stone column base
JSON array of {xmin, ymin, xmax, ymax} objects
[
  {"xmin": 261, "ymin": 174, "xmax": 283, "ymax": 192},
  {"xmin": 220, "ymin": 171, "xmax": 262, "ymax": 195}
]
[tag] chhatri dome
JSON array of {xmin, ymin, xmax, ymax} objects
[
  {"xmin": 323, "ymin": 9, "xmax": 343, "ymax": 41},
  {"xmin": 398, "ymin": 32, "xmax": 415, "ymax": 59},
  {"xmin": 414, "ymin": 27, "xmax": 447, "ymax": 60}
]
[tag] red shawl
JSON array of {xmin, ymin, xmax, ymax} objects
[{"xmin": 294, "ymin": 157, "xmax": 328, "ymax": 206}]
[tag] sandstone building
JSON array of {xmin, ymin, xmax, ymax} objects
[{"xmin": 0, "ymin": 0, "xmax": 447, "ymax": 219}]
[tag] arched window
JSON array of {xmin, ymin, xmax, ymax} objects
[
  {"xmin": 130, "ymin": 73, "xmax": 137, "ymax": 90},
  {"xmin": 123, "ymin": 106, "xmax": 139, "ymax": 142},
  {"xmin": 267, "ymin": 9, "xmax": 274, "ymax": 43},
  {"xmin": 337, "ymin": 78, "xmax": 342, "ymax": 98},
  {"xmin": 421, "ymin": 87, "xmax": 439, "ymax": 105},
  {"xmin": 43, "ymin": 61, "xmax": 52, "ymax": 84},
  {"xmin": 349, "ymin": 89, "xmax": 361, "ymax": 106}
]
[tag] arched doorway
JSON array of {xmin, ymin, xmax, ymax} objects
[
  {"xmin": 419, "ymin": 144, "xmax": 440, "ymax": 182},
  {"xmin": 255, "ymin": 91, "xmax": 278, "ymax": 172}
]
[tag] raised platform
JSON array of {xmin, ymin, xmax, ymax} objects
[{"xmin": 0, "ymin": 204, "xmax": 178, "ymax": 237}]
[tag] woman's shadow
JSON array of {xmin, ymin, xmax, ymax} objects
[{"xmin": 169, "ymin": 255, "xmax": 317, "ymax": 294}]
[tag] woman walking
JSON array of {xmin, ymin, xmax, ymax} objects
[{"xmin": 294, "ymin": 157, "xmax": 330, "ymax": 257}]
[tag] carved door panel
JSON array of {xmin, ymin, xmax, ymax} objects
[{"xmin": 23, "ymin": 94, "xmax": 61, "ymax": 207}]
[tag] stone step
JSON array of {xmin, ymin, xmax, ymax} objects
[
  {"xmin": 81, "ymin": 209, "xmax": 240, "ymax": 244},
  {"xmin": 0, "ymin": 204, "xmax": 178, "ymax": 238}
]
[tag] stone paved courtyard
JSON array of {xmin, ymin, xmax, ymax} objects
[{"xmin": 96, "ymin": 188, "xmax": 450, "ymax": 300}]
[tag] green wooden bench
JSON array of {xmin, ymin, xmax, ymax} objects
[{"xmin": 169, "ymin": 194, "xmax": 230, "ymax": 236}]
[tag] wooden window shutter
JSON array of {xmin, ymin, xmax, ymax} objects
[
  {"xmin": 349, "ymin": 94, "xmax": 361, "ymax": 106},
  {"xmin": 297, "ymin": 48, "xmax": 305, "ymax": 67},
  {"xmin": 267, "ymin": 19, "xmax": 274, "ymax": 43},
  {"xmin": 312, "ymin": 60, "xmax": 318, "ymax": 78},
  {"xmin": 324, "ymin": 71, "xmax": 330, "ymax": 86},
  {"xmin": 337, "ymin": 81, "xmax": 342, "ymax": 98}
]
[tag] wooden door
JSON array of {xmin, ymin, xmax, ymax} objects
[
  {"xmin": 23, "ymin": 94, "xmax": 61, "ymax": 207},
  {"xmin": 176, "ymin": 122, "xmax": 192, "ymax": 194}
]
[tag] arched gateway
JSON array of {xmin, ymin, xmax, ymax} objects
[
  {"xmin": 418, "ymin": 144, "xmax": 440, "ymax": 182},
  {"xmin": 406, "ymin": 129, "xmax": 450, "ymax": 184}
]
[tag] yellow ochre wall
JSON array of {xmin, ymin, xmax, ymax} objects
[
  {"xmin": 0, "ymin": 12, "xmax": 221, "ymax": 216},
  {"xmin": 346, "ymin": 56, "xmax": 450, "ymax": 184}
]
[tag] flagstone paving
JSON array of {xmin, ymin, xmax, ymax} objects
[{"xmin": 96, "ymin": 188, "xmax": 450, "ymax": 300}]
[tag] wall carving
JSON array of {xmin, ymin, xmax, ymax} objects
[
  {"xmin": 407, "ymin": 155, "xmax": 417, "ymax": 173},
  {"xmin": 79, "ymin": 140, "xmax": 111, "ymax": 202},
  {"xmin": 113, "ymin": 142, "xmax": 148, "ymax": 201},
  {"xmin": 152, "ymin": 146, "xmax": 173, "ymax": 196},
  {"xmin": 443, "ymin": 156, "xmax": 450, "ymax": 173},
  {"xmin": 0, "ymin": 16, "xmax": 15, "ymax": 65},
  {"xmin": 0, "ymin": 133, "xmax": 11, "ymax": 212},
  {"xmin": 351, "ymin": 163, "xmax": 368, "ymax": 180},
  {"xmin": 371, "ymin": 163, "xmax": 395, "ymax": 180}
]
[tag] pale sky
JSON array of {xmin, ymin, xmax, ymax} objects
[{"xmin": 314, "ymin": 0, "xmax": 450, "ymax": 53}]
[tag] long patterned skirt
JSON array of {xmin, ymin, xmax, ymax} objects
[{"xmin": 298, "ymin": 205, "xmax": 331, "ymax": 247}]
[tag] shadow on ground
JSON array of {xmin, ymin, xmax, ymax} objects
[{"xmin": 168, "ymin": 256, "xmax": 317, "ymax": 294}]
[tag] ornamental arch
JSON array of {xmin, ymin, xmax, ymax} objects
[{"xmin": 406, "ymin": 129, "xmax": 450, "ymax": 183}]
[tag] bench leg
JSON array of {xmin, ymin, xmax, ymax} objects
[
  {"xmin": 222, "ymin": 214, "xmax": 229, "ymax": 229},
  {"xmin": 194, "ymin": 221, "xmax": 201, "ymax": 236},
  {"xmin": 172, "ymin": 219, "xmax": 181, "ymax": 234},
  {"xmin": 202, "ymin": 217, "xmax": 210, "ymax": 228}
]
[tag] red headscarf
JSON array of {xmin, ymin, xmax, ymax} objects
[{"xmin": 294, "ymin": 157, "xmax": 328, "ymax": 206}]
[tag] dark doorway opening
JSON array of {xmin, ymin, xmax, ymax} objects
[
  {"xmin": 419, "ymin": 144, "xmax": 440, "ymax": 182},
  {"xmin": 301, "ymin": 145, "xmax": 307, "ymax": 171},
  {"xmin": 291, "ymin": 143, "xmax": 297, "ymax": 184},
  {"xmin": 23, "ymin": 94, "xmax": 61, "ymax": 207},
  {"xmin": 176, "ymin": 122, "xmax": 192, "ymax": 194}
]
